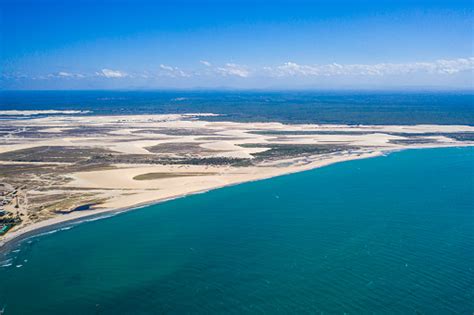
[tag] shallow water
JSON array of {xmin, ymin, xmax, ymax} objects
[{"xmin": 0, "ymin": 147, "xmax": 473, "ymax": 314}]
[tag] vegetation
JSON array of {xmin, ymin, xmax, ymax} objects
[{"xmin": 240, "ymin": 143, "xmax": 357, "ymax": 161}]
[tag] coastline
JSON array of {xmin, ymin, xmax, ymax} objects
[
  {"xmin": 2, "ymin": 143, "xmax": 472, "ymax": 251},
  {"xmin": 0, "ymin": 150, "xmax": 383, "ymax": 250}
]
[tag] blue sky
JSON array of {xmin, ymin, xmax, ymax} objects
[{"xmin": 1, "ymin": 0, "xmax": 473, "ymax": 89}]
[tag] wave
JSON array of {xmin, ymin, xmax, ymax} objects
[
  {"xmin": 74, "ymin": 213, "xmax": 118, "ymax": 224},
  {"xmin": 22, "ymin": 225, "xmax": 75, "ymax": 242},
  {"xmin": 0, "ymin": 110, "xmax": 91, "ymax": 116},
  {"xmin": 5, "ymin": 212, "xmax": 123, "ymax": 250},
  {"xmin": 0, "ymin": 258, "xmax": 13, "ymax": 268}
]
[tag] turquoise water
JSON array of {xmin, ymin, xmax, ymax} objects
[{"xmin": 0, "ymin": 147, "xmax": 473, "ymax": 314}]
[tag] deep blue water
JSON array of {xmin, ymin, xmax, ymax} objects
[
  {"xmin": 0, "ymin": 147, "xmax": 473, "ymax": 314},
  {"xmin": 1, "ymin": 90, "xmax": 473, "ymax": 125}
]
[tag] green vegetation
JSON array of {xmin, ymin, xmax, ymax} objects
[
  {"xmin": 0, "ymin": 146, "xmax": 114, "ymax": 163},
  {"xmin": 390, "ymin": 132, "xmax": 474, "ymax": 142},
  {"xmin": 252, "ymin": 130, "xmax": 474, "ymax": 142},
  {"xmin": 145, "ymin": 142, "xmax": 214, "ymax": 155},
  {"xmin": 389, "ymin": 138, "xmax": 438, "ymax": 145},
  {"xmin": 240, "ymin": 143, "xmax": 357, "ymax": 160}
]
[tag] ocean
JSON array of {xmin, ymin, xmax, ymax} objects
[
  {"xmin": 1, "ymin": 90, "xmax": 474, "ymax": 125},
  {"xmin": 0, "ymin": 147, "xmax": 473, "ymax": 314}
]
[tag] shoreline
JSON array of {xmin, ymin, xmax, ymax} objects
[
  {"xmin": 2, "ymin": 143, "xmax": 472, "ymax": 252},
  {"xmin": 0, "ymin": 150, "xmax": 384, "ymax": 251}
]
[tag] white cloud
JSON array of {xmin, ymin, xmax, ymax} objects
[
  {"xmin": 58, "ymin": 71, "xmax": 73, "ymax": 77},
  {"xmin": 7, "ymin": 57, "xmax": 472, "ymax": 85},
  {"xmin": 216, "ymin": 63, "xmax": 250, "ymax": 78},
  {"xmin": 98, "ymin": 69, "xmax": 128, "ymax": 78},
  {"xmin": 56, "ymin": 71, "xmax": 85, "ymax": 78},
  {"xmin": 159, "ymin": 64, "xmax": 174, "ymax": 72},
  {"xmin": 433, "ymin": 58, "xmax": 474, "ymax": 74},
  {"xmin": 159, "ymin": 64, "xmax": 190, "ymax": 77},
  {"xmin": 266, "ymin": 57, "xmax": 474, "ymax": 77}
]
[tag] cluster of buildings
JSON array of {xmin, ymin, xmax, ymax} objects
[{"xmin": 0, "ymin": 184, "xmax": 21, "ymax": 236}]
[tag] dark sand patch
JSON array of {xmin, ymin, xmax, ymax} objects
[{"xmin": 133, "ymin": 172, "xmax": 217, "ymax": 180}]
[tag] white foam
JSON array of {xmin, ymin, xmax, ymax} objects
[
  {"xmin": 75, "ymin": 213, "xmax": 117, "ymax": 224},
  {"xmin": 24, "ymin": 225, "xmax": 75, "ymax": 241},
  {"xmin": 0, "ymin": 110, "xmax": 91, "ymax": 116}
]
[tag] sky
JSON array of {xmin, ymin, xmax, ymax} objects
[{"xmin": 0, "ymin": 0, "xmax": 473, "ymax": 90}]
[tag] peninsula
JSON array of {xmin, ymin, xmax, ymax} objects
[{"xmin": 1, "ymin": 113, "xmax": 473, "ymax": 245}]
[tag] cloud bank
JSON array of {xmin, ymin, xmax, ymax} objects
[
  {"xmin": 266, "ymin": 57, "xmax": 474, "ymax": 77},
  {"xmin": 2, "ymin": 57, "xmax": 472, "ymax": 88},
  {"xmin": 216, "ymin": 63, "xmax": 250, "ymax": 78},
  {"xmin": 97, "ymin": 69, "xmax": 128, "ymax": 78},
  {"xmin": 159, "ymin": 64, "xmax": 190, "ymax": 77}
]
